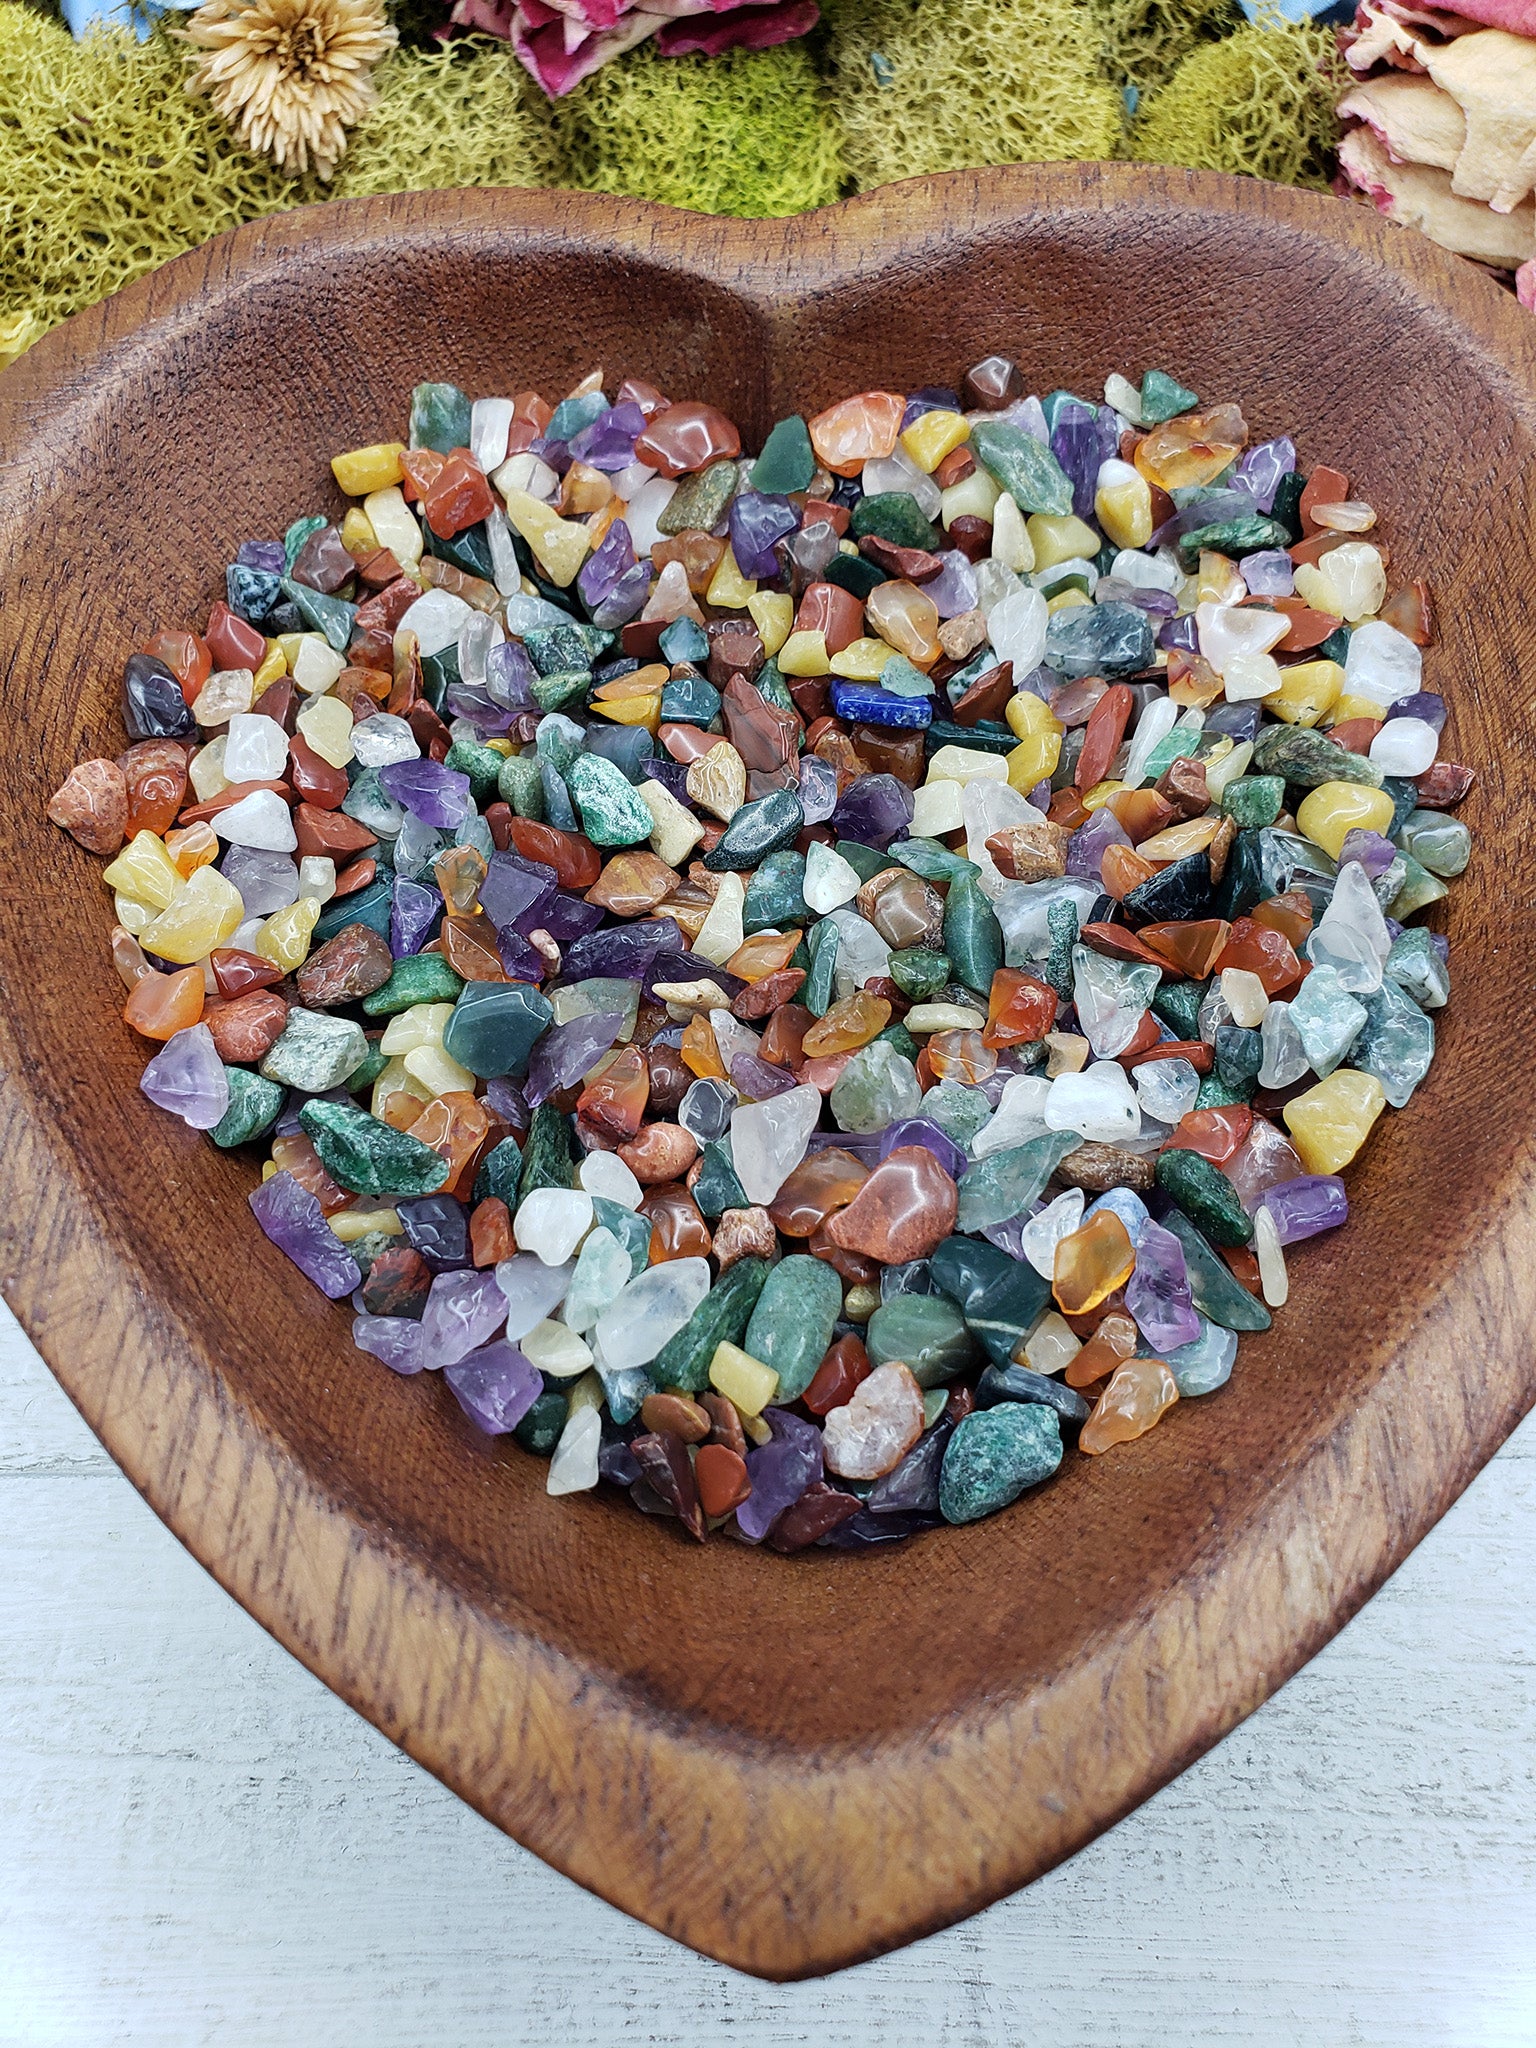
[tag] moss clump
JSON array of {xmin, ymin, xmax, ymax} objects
[
  {"xmin": 1091, "ymin": 0, "xmax": 1247, "ymax": 111},
  {"xmin": 0, "ymin": 11, "xmax": 308, "ymax": 345},
  {"xmin": 1130, "ymin": 17, "xmax": 1342, "ymax": 188},
  {"xmin": 553, "ymin": 38, "xmax": 844, "ymax": 216},
  {"xmin": 0, "ymin": 13, "xmax": 560, "ymax": 359},
  {"xmin": 332, "ymin": 37, "xmax": 564, "ymax": 198},
  {"xmin": 820, "ymin": 0, "xmax": 1122, "ymax": 191}
]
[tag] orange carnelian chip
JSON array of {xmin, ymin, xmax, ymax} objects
[
  {"xmin": 1165, "ymin": 1104, "xmax": 1252, "ymax": 1164},
  {"xmin": 577, "ymin": 1045, "xmax": 650, "ymax": 1143},
  {"xmin": 470, "ymin": 1197, "xmax": 516, "ymax": 1268},
  {"xmin": 725, "ymin": 930, "xmax": 803, "ymax": 983},
  {"xmin": 421, "ymin": 452, "xmax": 496, "ymax": 538},
  {"xmin": 801, "ymin": 989, "xmax": 890, "ymax": 1058},
  {"xmin": 1100, "ymin": 843, "xmax": 1159, "ymax": 900},
  {"xmin": 640, "ymin": 1183, "xmax": 713, "ymax": 1261},
  {"xmin": 808, "ymin": 390, "xmax": 905, "ymax": 477},
  {"xmin": 1138, "ymin": 918, "xmax": 1232, "ymax": 979},
  {"xmin": 408, "ymin": 1091, "xmax": 491, "ymax": 1185},
  {"xmin": 927, "ymin": 1028, "xmax": 996, "ymax": 1085},
  {"xmin": 768, "ymin": 1150, "xmax": 869, "ymax": 1238},
  {"xmin": 759, "ymin": 1003, "xmax": 813, "ymax": 1068},
  {"xmin": 1214, "ymin": 916, "xmax": 1301, "ymax": 994},
  {"xmin": 123, "ymin": 963, "xmax": 204, "ymax": 1039},
  {"xmin": 1105, "ymin": 788, "xmax": 1175, "ymax": 844},
  {"xmin": 1248, "ymin": 890, "xmax": 1313, "ymax": 947},
  {"xmin": 270, "ymin": 1132, "xmax": 349, "ymax": 1213},
  {"xmin": 507, "ymin": 817, "xmax": 601, "ymax": 890},
  {"xmin": 983, "ymin": 968, "xmax": 1058, "ymax": 1049},
  {"xmin": 1053, "ymin": 1210, "xmax": 1137, "ymax": 1316},
  {"xmin": 142, "ymin": 628, "xmax": 211, "ymax": 706},
  {"xmin": 1064, "ymin": 1309, "xmax": 1139, "ymax": 1388},
  {"xmin": 681, "ymin": 1013, "xmax": 727, "ymax": 1080},
  {"xmin": 379, "ymin": 1090, "xmax": 425, "ymax": 1132}
]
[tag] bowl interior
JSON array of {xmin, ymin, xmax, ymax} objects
[{"xmin": 1, "ymin": 173, "xmax": 1533, "ymax": 1975}]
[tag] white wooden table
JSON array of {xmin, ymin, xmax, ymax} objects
[{"xmin": 1, "ymin": 1296, "xmax": 1531, "ymax": 2046}]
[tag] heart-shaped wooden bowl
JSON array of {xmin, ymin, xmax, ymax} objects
[{"xmin": 1, "ymin": 164, "xmax": 1533, "ymax": 1980}]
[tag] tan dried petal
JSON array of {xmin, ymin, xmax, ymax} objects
[{"xmin": 182, "ymin": 0, "xmax": 396, "ymax": 181}]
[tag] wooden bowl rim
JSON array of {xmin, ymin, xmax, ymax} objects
[{"xmin": 2, "ymin": 164, "xmax": 1535, "ymax": 1980}]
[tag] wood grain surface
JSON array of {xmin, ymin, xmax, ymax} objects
[{"xmin": 0, "ymin": 164, "xmax": 1532, "ymax": 1980}]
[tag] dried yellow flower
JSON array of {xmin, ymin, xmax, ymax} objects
[{"xmin": 182, "ymin": 0, "xmax": 397, "ymax": 181}]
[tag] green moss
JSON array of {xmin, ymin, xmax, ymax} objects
[
  {"xmin": 552, "ymin": 38, "xmax": 844, "ymax": 216},
  {"xmin": 0, "ymin": 0, "xmax": 1348, "ymax": 371},
  {"xmin": 1091, "ymin": 0, "xmax": 1247, "ymax": 108},
  {"xmin": 332, "ymin": 37, "xmax": 564, "ymax": 198},
  {"xmin": 1130, "ymin": 17, "xmax": 1342, "ymax": 187},
  {"xmin": 0, "ymin": 14, "xmax": 560, "ymax": 360},
  {"xmin": 0, "ymin": 12, "xmax": 306, "ymax": 351},
  {"xmin": 820, "ymin": 0, "xmax": 1122, "ymax": 191}
]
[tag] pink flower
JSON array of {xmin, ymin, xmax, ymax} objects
[
  {"xmin": 449, "ymin": 0, "xmax": 819, "ymax": 93},
  {"xmin": 655, "ymin": 0, "xmax": 819, "ymax": 56}
]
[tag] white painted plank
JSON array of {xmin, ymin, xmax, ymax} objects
[{"xmin": 0, "ymin": 1301, "xmax": 1532, "ymax": 2046}]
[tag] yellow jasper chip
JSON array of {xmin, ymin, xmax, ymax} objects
[
  {"xmin": 747, "ymin": 590, "xmax": 793, "ymax": 656},
  {"xmin": 380, "ymin": 1002, "xmax": 455, "ymax": 1055},
  {"xmin": 1327, "ymin": 694, "xmax": 1387, "ymax": 730},
  {"xmin": 1027, "ymin": 512, "xmax": 1101, "ymax": 570},
  {"xmin": 1201, "ymin": 738, "xmax": 1250, "ymax": 800},
  {"xmin": 590, "ymin": 690, "xmax": 660, "ymax": 732},
  {"xmin": 708, "ymin": 1341, "xmax": 779, "ymax": 1417},
  {"xmin": 1268, "ymin": 659, "xmax": 1343, "ymax": 728},
  {"xmin": 910, "ymin": 779, "xmax": 965, "ymax": 834},
  {"xmin": 371, "ymin": 1055, "xmax": 432, "ymax": 1116},
  {"xmin": 188, "ymin": 737, "xmax": 230, "ymax": 802},
  {"xmin": 520, "ymin": 1320, "xmax": 593, "ymax": 1379},
  {"xmin": 1006, "ymin": 732, "xmax": 1061, "ymax": 792},
  {"xmin": 291, "ymin": 635, "xmax": 346, "ymax": 697},
  {"xmin": 638, "ymin": 777, "xmax": 705, "ymax": 868},
  {"xmin": 829, "ymin": 637, "xmax": 892, "ymax": 680},
  {"xmin": 295, "ymin": 691, "xmax": 356, "ymax": 768},
  {"xmin": 1295, "ymin": 779, "xmax": 1395, "ymax": 861},
  {"xmin": 777, "ymin": 629, "xmax": 831, "ymax": 677},
  {"xmin": 1283, "ymin": 1069, "xmax": 1386, "ymax": 1175},
  {"xmin": 1094, "ymin": 463, "xmax": 1153, "ymax": 549},
  {"xmin": 502, "ymin": 488, "xmax": 590, "ymax": 587},
  {"xmin": 103, "ymin": 829, "xmax": 182, "ymax": 910},
  {"xmin": 403, "ymin": 1043, "xmax": 477, "ymax": 1097},
  {"xmin": 331, "ymin": 441, "xmax": 405, "ymax": 495},
  {"xmin": 329, "ymin": 1208, "xmax": 404, "ymax": 1242},
  {"xmin": 990, "ymin": 492, "xmax": 1033, "ymax": 572},
  {"xmin": 339, "ymin": 506, "xmax": 378, "ymax": 556},
  {"xmin": 939, "ymin": 467, "xmax": 999, "ymax": 527},
  {"xmin": 1136, "ymin": 815, "xmax": 1222, "ymax": 859},
  {"xmin": 138, "ymin": 866, "xmax": 244, "ymax": 964},
  {"xmin": 254, "ymin": 896, "xmax": 319, "ymax": 971},
  {"xmin": 252, "ymin": 643, "xmax": 288, "ymax": 692},
  {"xmin": 926, "ymin": 743, "xmax": 1008, "ymax": 786},
  {"xmin": 1046, "ymin": 588, "xmax": 1091, "ymax": 615},
  {"xmin": 114, "ymin": 892, "xmax": 152, "ymax": 935},
  {"xmin": 899, "ymin": 407, "xmax": 970, "ymax": 473},
  {"xmin": 1080, "ymin": 780, "xmax": 1124, "ymax": 812},
  {"xmin": 362, "ymin": 485, "xmax": 423, "ymax": 569},
  {"xmin": 1006, "ymin": 691, "xmax": 1064, "ymax": 741},
  {"xmin": 705, "ymin": 547, "xmax": 756, "ymax": 610}
]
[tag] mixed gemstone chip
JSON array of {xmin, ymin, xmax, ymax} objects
[{"xmin": 46, "ymin": 359, "xmax": 1471, "ymax": 1548}]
